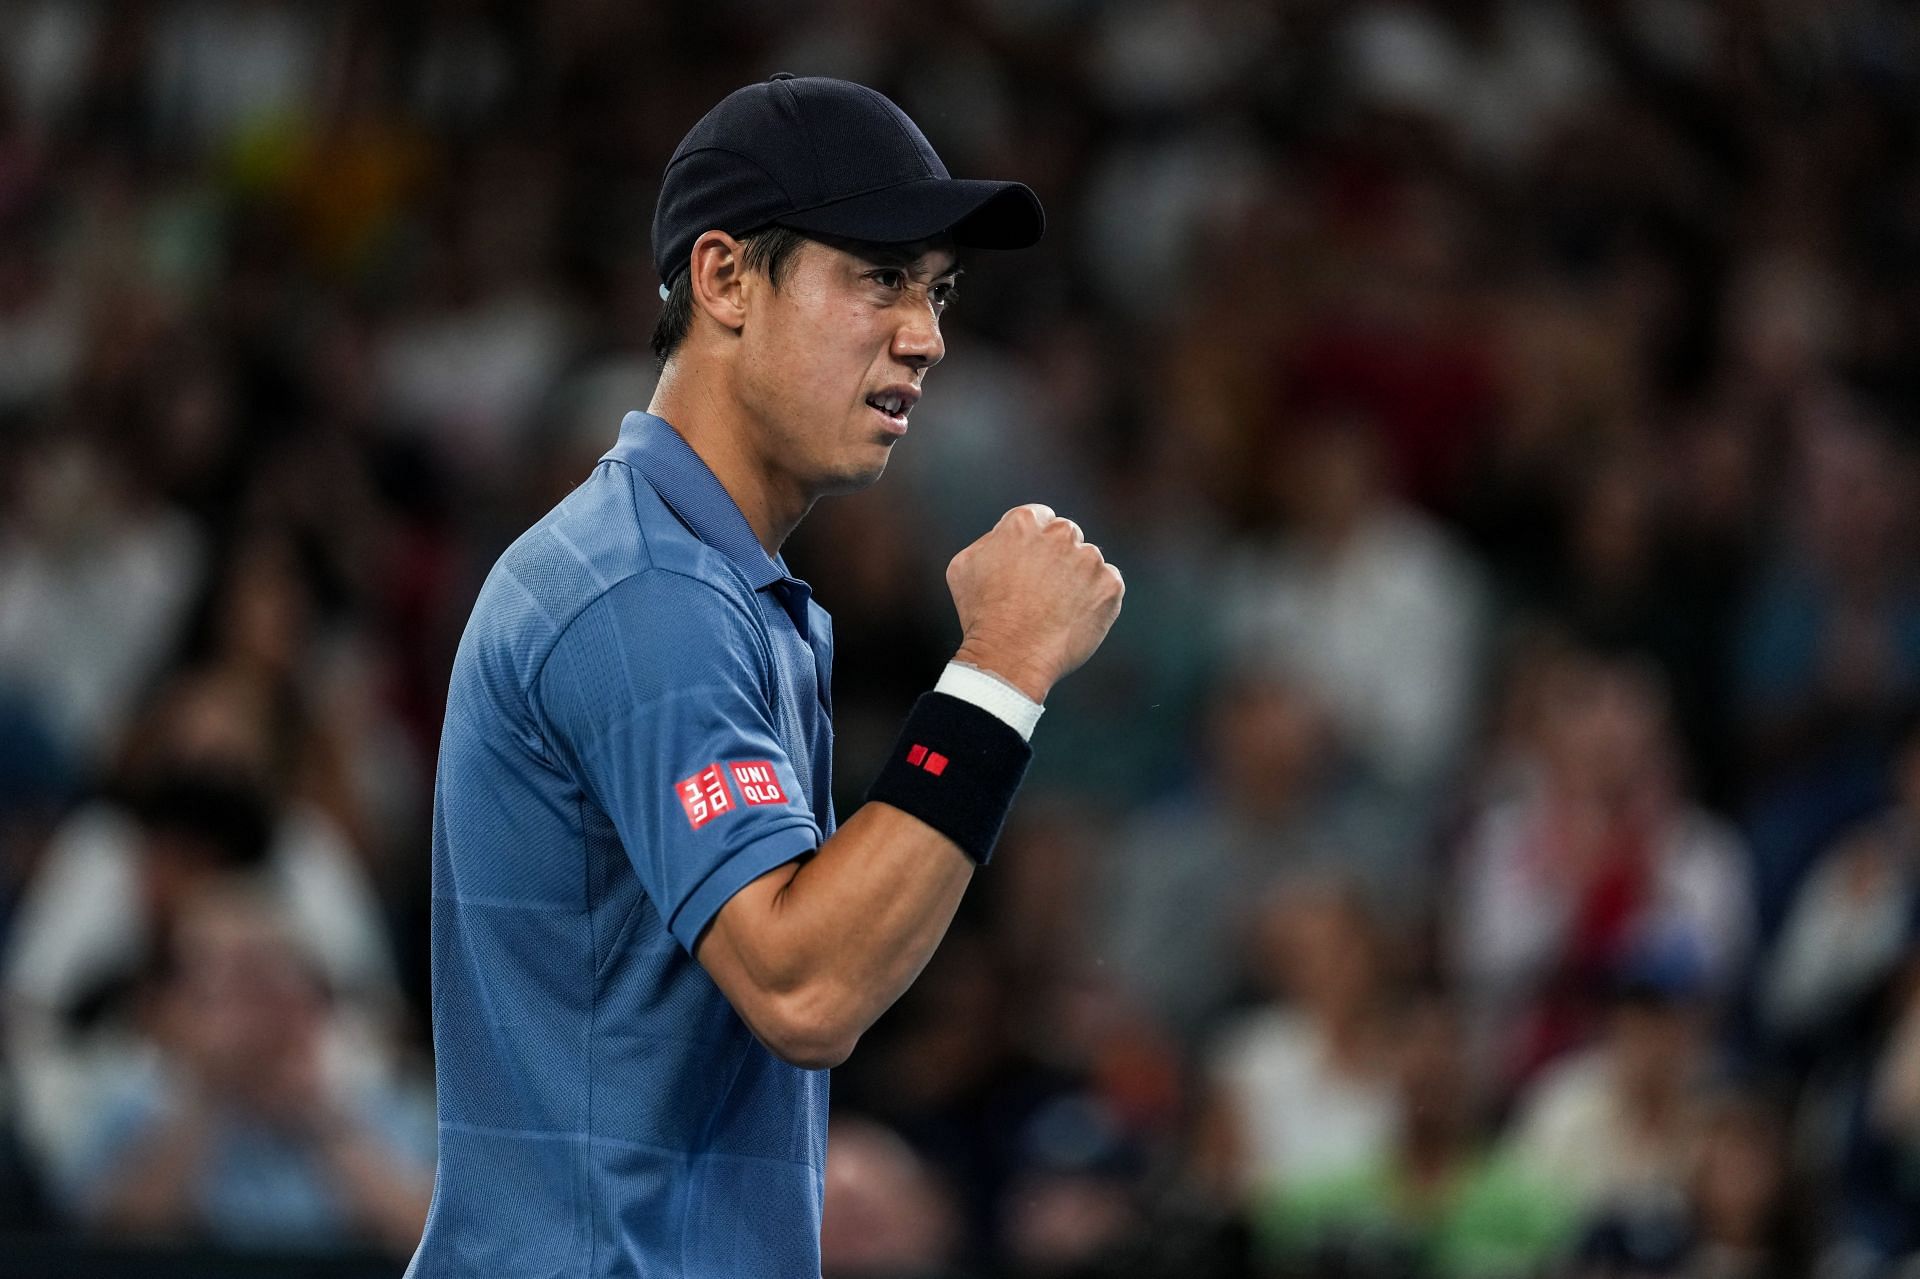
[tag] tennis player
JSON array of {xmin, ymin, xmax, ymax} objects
[{"xmin": 406, "ymin": 75, "xmax": 1123, "ymax": 1277}]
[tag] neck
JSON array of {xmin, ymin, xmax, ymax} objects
[{"xmin": 649, "ymin": 360, "xmax": 810, "ymax": 555}]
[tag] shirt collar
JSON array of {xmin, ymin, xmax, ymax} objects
[{"xmin": 603, "ymin": 411, "xmax": 816, "ymax": 632}]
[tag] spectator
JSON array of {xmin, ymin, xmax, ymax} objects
[
  {"xmin": 1570, "ymin": 1090, "xmax": 1810, "ymax": 1279},
  {"xmin": 65, "ymin": 881, "xmax": 431, "ymax": 1256},
  {"xmin": 1254, "ymin": 992, "xmax": 1577, "ymax": 1278},
  {"xmin": 0, "ymin": 434, "xmax": 205, "ymax": 767},
  {"xmin": 1222, "ymin": 414, "xmax": 1487, "ymax": 812},
  {"xmin": 1, "ymin": 0, "xmax": 1918, "ymax": 1269},
  {"xmin": 821, "ymin": 1114, "xmax": 962, "ymax": 1279},
  {"xmin": 997, "ymin": 1091, "xmax": 1154, "ymax": 1279},
  {"xmin": 1451, "ymin": 647, "xmax": 1752, "ymax": 1085},
  {"xmin": 1733, "ymin": 403, "xmax": 1920, "ymax": 788},
  {"xmin": 1829, "ymin": 953, "xmax": 1920, "ymax": 1265},
  {"xmin": 4, "ymin": 669, "xmax": 399, "ymax": 1185},
  {"xmin": 1761, "ymin": 713, "xmax": 1920, "ymax": 1056},
  {"xmin": 1092, "ymin": 670, "xmax": 1386, "ymax": 1039},
  {"xmin": 1503, "ymin": 957, "xmax": 1715, "ymax": 1224},
  {"xmin": 1193, "ymin": 876, "xmax": 1399, "ymax": 1207}
]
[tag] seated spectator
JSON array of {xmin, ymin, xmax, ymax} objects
[
  {"xmin": 1254, "ymin": 992, "xmax": 1577, "ymax": 1278},
  {"xmin": 1570, "ymin": 1090, "xmax": 1809, "ymax": 1279},
  {"xmin": 998, "ymin": 1091, "xmax": 1148, "ymax": 1279},
  {"xmin": 1193, "ymin": 876, "xmax": 1399, "ymax": 1206},
  {"xmin": 1829, "ymin": 952, "xmax": 1920, "ymax": 1264},
  {"xmin": 4, "ymin": 668, "xmax": 399, "ymax": 1185},
  {"xmin": 1761, "ymin": 712, "xmax": 1920, "ymax": 1055},
  {"xmin": 1451, "ymin": 647, "xmax": 1753, "ymax": 1086},
  {"xmin": 1093, "ymin": 670, "xmax": 1396, "ymax": 1040},
  {"xmin": 1731, "ymin": 403, "xmax": 1920, "ymax": 936},
  {"xmin": 822, "ymin": 1114, "xmax": 962, "ymax": 1279},
  {"xmin": 1503, "ymin": 953, "xmax": 1714, "ymax": 1223},
  {"xmin": 0, "ymin": 434, "xmax": 206, "ymax": 768},
  {"xmin": 1733, "ymin": 404, "xmax": 1920, "ymax": 784},
  {"xmin": 1221, "ymin": 413, "xmax": 1487, "ymax": 807},
  {"xmin": 63, "ymin": 882, "xmax": 431, "ymax": 1255}
]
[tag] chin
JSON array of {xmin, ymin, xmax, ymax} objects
[{"xmin": 817, "ymin": 450, "xmax": 893, "ymax": 496}]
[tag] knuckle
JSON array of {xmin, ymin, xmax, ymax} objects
[{"xmin": 1016, "ymin": 503, "xmax": 1055, "ymax": 527}]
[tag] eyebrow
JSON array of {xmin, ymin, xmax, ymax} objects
[{"xmin": 853, "ymin": 242, "xmax": 961, "ymax": 279}]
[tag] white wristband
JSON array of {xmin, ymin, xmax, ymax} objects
[{"xmin": 936, "ymin": 661, "xmax": 1044, "ymax": 742}]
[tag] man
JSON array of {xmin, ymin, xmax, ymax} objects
[{"xmin": 406, "ymin": 75, "xmax": 1123, "ymax": 1277}]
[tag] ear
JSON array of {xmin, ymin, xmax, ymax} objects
[{"xmin": 688, "ymin": 231, "xmax": 749, "ymax": 336}]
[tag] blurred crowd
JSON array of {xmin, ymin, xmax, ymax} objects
[{"xmin": 3, "ymin": 0, "xmax": 1920, "ymax": 1276}]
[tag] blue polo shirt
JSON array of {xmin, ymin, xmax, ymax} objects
[{"xmin": 408, "ymin": 412, "xmax": 836, "ymax": 1279}]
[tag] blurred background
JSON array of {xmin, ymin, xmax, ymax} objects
[{"xmin": 2, "ymin": 0, "xmax": 1919, "ymax": 1276}]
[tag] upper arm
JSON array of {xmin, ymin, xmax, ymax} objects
[
  {"xmin": 690, "ymin": 859, "xmax": 803, "ymax": 1022},
  {"xmin": 532, "ymin": 571, "xmax": 821, "ymax": 954}
]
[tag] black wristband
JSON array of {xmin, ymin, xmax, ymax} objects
[{"xmin": 865, "ymin": 691, "xmax": 1033, "ymax": 866}]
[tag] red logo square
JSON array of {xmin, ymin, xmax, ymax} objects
[
  {"xmin": 924, "ymin": 752, "xmax": 949, "ymax": 776},
  {"xmin": 675, "ymin": 764, "xmax": 734, "ymax": 829},
  {"xmin": 729, "ymin": 760, "xmax": 789, "ymax": 807},
  {"xmin": 907, "ymin": 744, "xmax": 928, "ymax": 767}
]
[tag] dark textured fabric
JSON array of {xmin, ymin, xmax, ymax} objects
[
  {"xmin": 652, "ymin": 75, "xmax": 1042, "ymax": 285},
  {"xmin": 408, "ymin": 412, "xmax": 835, "ymax": 1279},
  {"xmin": 865, "ymin": 692, "xmax": 1033, "ymax": 866}
]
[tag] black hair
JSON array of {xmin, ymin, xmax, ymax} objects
[{"xmin": 650, "ymin": 225, "xmax": 811, "ymax": 364}]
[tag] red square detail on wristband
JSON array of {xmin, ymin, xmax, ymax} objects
[
  {"xmin": 907, "ymin": 744, "xmax": 928, "ymax": 766},
  {"xmin": 924, "ymin": 752, "xmax": 949, "ymax": 776},
  {"xmin": 729, "ymin": 760, "xmax": 788, "ymax": 806}
]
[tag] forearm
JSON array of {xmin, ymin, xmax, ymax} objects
[
  {"xmin": 695, "ymin": 502, "xmax": 1123, "ymax": 1068},
  {"xmin": 697, "ymin": 801, "xmax": 974, "ymax": 1067}
]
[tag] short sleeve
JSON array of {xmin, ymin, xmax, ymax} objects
[{"xmin": 534, "ymin": 570, "xmax": 820, "ymax": 952}]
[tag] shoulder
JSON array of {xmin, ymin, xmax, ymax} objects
[
  {"xmin": 533, "ymin": 567, "xmax": 776, "ymax": 739},
  {"xmin": 467, "ymin": 463, "xmax": 766, "ymax": 684}
]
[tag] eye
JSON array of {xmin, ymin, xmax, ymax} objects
[
  {"xmin": 929, "ymin": 280, "xmax": 959, "ymax": 312},
  {"xmin": 867, "ymin": 268, "xmax": 907, "ymax": 291}
]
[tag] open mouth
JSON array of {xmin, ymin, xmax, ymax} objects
[{"xmin": 864, "ymin": 387, "xmax": 919, "ymax": 432}]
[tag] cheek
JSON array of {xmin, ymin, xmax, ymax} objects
[{"xmin": 767, "ymin": 309, "xmax": 882, "ymax": 407}]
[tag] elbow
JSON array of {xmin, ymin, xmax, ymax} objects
[
  {"xmin": 765, "ymin": 1035, "xmax": 855, "ymax": 1072},
  {"xmin": 755, "ymin": 984, "xmax": 860, "ymax": 1070}
]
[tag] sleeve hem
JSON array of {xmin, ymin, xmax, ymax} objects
[{"xmin": 668, "ymin": 822, "xmax": 821, "ymax": 953}]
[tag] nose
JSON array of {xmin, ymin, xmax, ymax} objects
[{"xmin": 892, "ymin": 291, "xmax": 945, "ymax": 371}]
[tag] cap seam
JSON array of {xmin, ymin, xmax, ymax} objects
[
  {"xmin": 662, "ymin": 146, "xmax": 796, "ymax": 208},
  {"xmin": 851, "ymin": 84, "xmax": 938, "ymax": 180},
  {"xmin": 783, "ymin": 79, "xmax": 829, "ymax": 207}
]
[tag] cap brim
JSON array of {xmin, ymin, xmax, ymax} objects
[{"xmin": 777, "ymin": 178, "xmax": 1043, "ymax": 251}]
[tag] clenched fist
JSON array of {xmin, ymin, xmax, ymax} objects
[{"xmin": 947, "ymin": 504, "xmax": 1125, "ymax": 704}]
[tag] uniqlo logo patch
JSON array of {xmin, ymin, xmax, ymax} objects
[
  {"xmin": 675, "ymin": 764, "xmax": 734, "ymax": 829},
  {"xmin": 905, "ymin": 743, "xmax": 949, "ymax": 776},
  {"xmin": 729, "ymin": 760, "xmax": 789, "ymax": 806}
]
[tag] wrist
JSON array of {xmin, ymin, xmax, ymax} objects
[
  {"xmin": 951, "ymin": 642, "xmax": 1051, "ymax": 705},
  {"xmin": 939, "ymin": 661, "xmax": 1044, "ymax": 742},
  {"xmin": 867, "ymin": 691, "xmax": 1033, "ymax": 866}
]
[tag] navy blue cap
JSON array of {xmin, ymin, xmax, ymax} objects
[{"xmin": 652, "ymin": 74, "xmax": 1044, "ymax": 289}]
